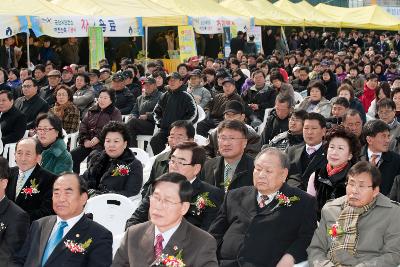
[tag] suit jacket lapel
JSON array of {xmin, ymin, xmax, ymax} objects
[
  {"xmin": 39, "ymin": 216, "xmax": 57, "ymax": 263},
  {"xmin": 293, "ymin": 145, "xmax": 304, "ymax": 170},
  {"xmin": 16, "ymin": 165, "xmax": 40, "ymax": 202},
  {"xmin": 239, "ymin": 187, "xmax": 258, "ymax": 218},
  {"xmin": 143, "ymin": 223, "xmax": 156, "ymax": 265},
  {"xmin": 191, "ymin": 179, "xmax": 202, "ymax": 197},
  {"xmin": 45, "ymin": 216, "xmax": 90, "ymax": 265},
  {"xmin": 303, "ymin": 147, "xmax": 325, "ymax": 177},
  {"xmin": 163, "ymin": 219, "xmax": 188, "ymax": 256},
  {"xmin": 258, "ymin": 183, "xmax": 292, "ymax": 216},
  {"xmin": 230, "ymin": 156, "xmax": 248, "ymax": 187},
  {"xmin": 213, "ymin": 158, "xmax": 224, "ymax": 188},
  {"xmin": 0, "ymin": 197, "xmax": 10, "ymax": 215}
]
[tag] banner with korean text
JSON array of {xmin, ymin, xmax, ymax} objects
[
  {"xmin": 29, "ymin": 16, "xmax": 143, "ymax": 37},
  {"xmin": 178, "ymin": 25, "xmax": 197, "ymax": 62},
  {"xmin": 191, "ymin": 16, "xmax": 253, "ymax": 34},
  {"xmin": 88, "ymin": 27, "xmax": 105, "ymax": 70}
]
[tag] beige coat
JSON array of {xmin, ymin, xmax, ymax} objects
[{"xmin": 307, "ymin": 194, "xmax": 400, "ymax": 267}]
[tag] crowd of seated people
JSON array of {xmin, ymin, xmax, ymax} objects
[{"xmin": 1, "ymin": 29, "xmax": 400, "ymax": 266}]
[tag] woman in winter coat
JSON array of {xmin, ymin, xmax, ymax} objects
[
  {"xmin": 298, "ymin": 80, "xmax": 332, "ymax": 118},
  {"xmin": 35, "ymin": 113, "xmax": 73, "ymax": 175},
  {"xmin": 321, "ymin": 69, "xmax": 338, "ymax": 100},
  {"xmin": 81, "ymin": 121, "xmax": 143, "ymax": 198},
  {"xmin": 337, "ymin": 83, "xmax": 366, "ymax": 122},
  {"xmin": 71, "ymin": 87, "xmax": 122, "ymax": 174},
  {"xmin": 307, "ymin": 126, "xmax": 361, "ymax": 218}
]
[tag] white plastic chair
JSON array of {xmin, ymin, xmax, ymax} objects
[
  {"xmin": 136, "ymin": 125, "xmax": 158, "ymax": 156},
  {"xmin": 129, "ymin": 147, "xmax": 151, "ymax": 167},
  {"xmin": 3, "ymin": 143, "xmax": 16, "ymax": 167},
  {"xmin": 294, "ymin": 261, "xmax": 308, "ymax": 267},
  {"xmin": 195, "ymin": 134, "xmax": 208, "ymax": 146},
  {"xmin": 294, "ymin": 91, "xmax": 304, "ymax": 105},
  {"xmin": 257, "ymin": 108, "xmax": 273, "ymax": 135},
  {"xmin": 84, "ymin": 193, "xmax": 139, "ymax": 255},
  {"xmin": 63, "ymin": 131, "xmax": 79, "ymax": 150},
  {"xmin": 122, "ymin": 115, "xmax": 130, "ymax": 123}
]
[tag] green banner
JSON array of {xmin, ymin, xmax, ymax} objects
[{"xmin": 89, "ymin": 27, "xmax": 105, "ymax": 70}]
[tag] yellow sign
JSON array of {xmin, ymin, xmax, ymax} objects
[{"xmin": 178, "ymin": 26, "xmax": 197, "ymax": 62}]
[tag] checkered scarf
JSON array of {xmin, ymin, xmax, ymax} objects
[{"xmin": 328, "ymin": 198, "xmax": 376, "ymax": 266}]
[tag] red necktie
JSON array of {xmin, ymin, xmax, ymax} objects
[
  {"xmin": 154, "ymin": 234, "xmax": 164, "ymax": 259},
  {"xmin": 258, "ymin": 195, "xmax": 269, "ymax": 208},
  {"xmin": 370, "ymin": 154, "xmax": 379, "ymax": 166}
]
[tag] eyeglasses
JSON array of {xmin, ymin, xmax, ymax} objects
[
  {"xmin": 345, "ymin": 182, "xmax": 373, "ymax": 192},
  {"xmin": 168, "ymin": 158, "xmax": 193, "ymax": 167},
  {"xmin": 167, "ymin": 135, "xmax": 188, "ymax": 141},
  {"xmin": 149, "ymin": 194, "xmax": 181, "ymax": 208},
  {"xmin": 22, "ymin": 84, "xmax": 33, "ymax": 88},
  {"xmin": 36, "ymin": 127, "xmax": 55, "ymax": 133},
  {"xmin": 217, "ymin": 136, "xmax": 246, "ymax": 142}
]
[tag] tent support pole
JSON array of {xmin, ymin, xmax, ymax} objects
[
  {"xmin": 145, "ymin": 26, "xmax": 148, "ymax": 72},
  {"xmin": 27, "ymin": 31, "xmax": 30, "ymax": 68}
]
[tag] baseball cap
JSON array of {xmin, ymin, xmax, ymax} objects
[
  {"xmin": 189, "ymin": 69, "xmax": 202, "ymax": 77},
  {"xmin": 167, "ymin": 72, "xmax": 182, "ymax": 81},
  {"xmin": 189, "ymin": 56, "xmax": 200, "ymax": 62},
  {"xmin": 88, "ymin": 69, "xmax": 100, "ymax": 77},
  {"xmin": 144, "ymin": 77, "xmax": 156, "ymax": 84},
  {"xmin": 224, "ymin": 100, "xmax": 244, "ymax": 114},
  {"xmin": 62, "ymin": 66, "xmax": 73, "ymax": 74},
  {"xmin": 99, "ymin": 68, "xmax": 111, "ymax": 73},
  {"xmin": 112, "ymin": 73, "xmax": 125, "ymax": 82},
  {"xmin": 222, "ymin": 77, "xmax": 235, "ymax": 85},
  {"xmin": 47, "ymin": 70, "xmax": 61, "ymax": 77},
  {"xmin": 122, "ymin": 70, "xmax": 133, "ymax": 79}
]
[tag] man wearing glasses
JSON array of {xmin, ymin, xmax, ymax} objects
[
  {"xmin": 141, "ymin": 120, "xmax": 195, "ymax": 198},
  {"xmin": 6, "ymin": 138, "xmax": 57, "ymax": 222},
  {"xmin": 113, "ymin": 172, "xmax": 218, "ymax": 267},
  {"xmin": 199, "ymin": 120, "xmax": 254, "ymax": 192},
  {"xmin": 308, "ymin": 161, "xmax": 400, "ymax": 266},
  {"xmin": 358, "ymin": 119, "xmax": 400, "ymax": 196},
  {"xmin": 126, "ymin": 142, "xmax": 223, "ymax": 231},
  {"xmin": 14, "ymin": 77, "xmax": 49, "ymax": 129}
]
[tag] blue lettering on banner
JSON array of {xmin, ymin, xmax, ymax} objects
[
  {"xmin": 99, "ymin": 19, "xmax": 106, "ymax": 32},
  {"xmin": 5, "ymin": 27, "xmax": 12, "ymax": 36},
  {"xmin": 108, "ymin": 20, "xmax": 116, "ymax": 31}
]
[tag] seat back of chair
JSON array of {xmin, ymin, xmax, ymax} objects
[
  {"xmin": 129, "ymin": 147, "xmax": 151, "ymax": 167},
  {"xmin": 85, "ymin": 193, "xmax": 137, "ymax": 236}
]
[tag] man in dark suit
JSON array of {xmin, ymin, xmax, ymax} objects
[
  {"xmin": 287, "ymin": 112, "xmax": 327, "ymax": 190},
  {"xmin": 359, "ymin": 119, "xmax": 400, "ymax": 195},
  {"xmin": 14, "ymin": 77, "xmax": 49, "ymax": 129},
  {"xmin": 6, "ymin": 138, "xmax": 57, "ymax": 222},
  {"xmin": 141, "ymin": 120, "xmax": 195, "ymax": 198},
  {"xmin": 13, "ymin": 172, "xmax": 113, "ymax": 267},
  {"xmin": 126, "ymin": 142, "xmax": 224, "ymax": 231},
  {"xmin": 0, "ymin": 90, "xmax": 27, "ymax": 145},
  {"xmin": 113, "ymin": 172, "xmax": 218, "ymax": 267},
  {"xmin": 209, "ymin": 148, "xmax": 318, "ymax": 267},
  {"xmin": 200, "ymin": 120, "xmax": 254, "ymax": 192},
  {"xmin": 0, "ymin": 157, "xmax": 30, "ymax": 266},
  {"xmin": 204, "ymin": 100, "xmax": 261, "ymax": 159}
]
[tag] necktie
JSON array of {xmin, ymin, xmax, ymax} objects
[
  {"xmin": 258, "ymin": 195, "xmax": 269, "ymax": 208},
  {"xmin": 370, "ymin": 154, "xmax": 379, "ymax": 166},
  {"xmin": 16, "ymin": 172, "xmax": 26, "ymax": 199},
  {"xmin": 224, "ymin": 164, "xmax": 232, "ymax": 183},
  {"xmin": 154, "ymin": 234, "xmax": 164, "ymax": 259},
  {"xmin": 41, "ymin": 221, "xmax": 68, "ymax": 266},
  {"xmin": 307, "ymin": 146, "xmax": 316, "ymax": 156}
]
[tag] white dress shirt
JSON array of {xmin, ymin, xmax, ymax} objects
[
  {"xmin": 257, "ymin": 191, "xmax": 278, "ymax": 207},
  {"xmin": 367, "ymin": 148, "xmax": 382, "ymax": 164},
  {"xmin": 154, "ymin": 221, "xmax": 181, "ymax": 248},
  {"xmin": 50, "ymin": 212, "xmax": 85, "ymax": 238},
  {"xmin": 305, "ymin": 142, "xmax": 323, "ymax": 155}
]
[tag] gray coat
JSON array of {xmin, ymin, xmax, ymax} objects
[
  {"xmin": 298, "ymin": 96, "xmax": 332, "ymax": 118},
  {"xmin": 307, "ymin": 194, "xmax": 400, "ymax": 267}
]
